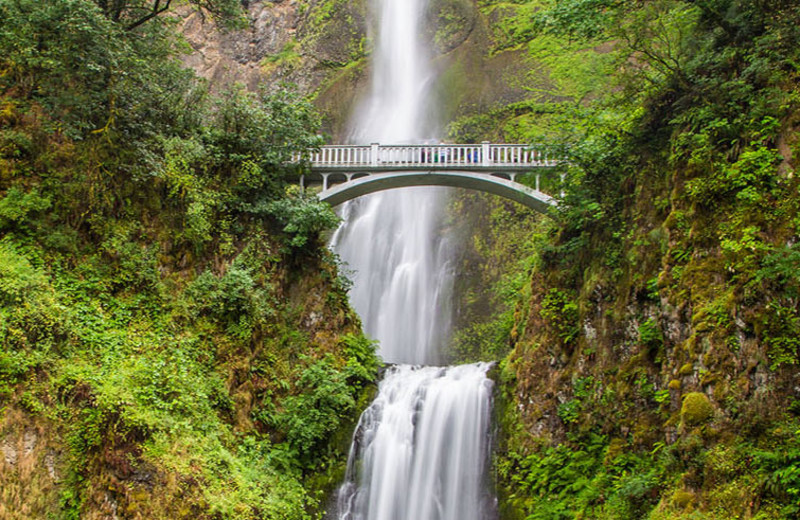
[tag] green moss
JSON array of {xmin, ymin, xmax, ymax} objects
[
  {"xmin": 261, "ymin": 39, "xmax": 302, "ymax": 73},
  {"xmin": 678, "ymin": 363, "xmax": 694, "ymax": 376},
  {"xmin": 429, "ymin": 0, "xmax": 475, "ymax": 53},
  {"xmin": 603, "ymin": 437, "xmax": 627, "ymax": 465},
  {"xmin": 671, "ymin": 489, "xmax": 695, "ymax": 509},
  {"xmin": 681, "ymin": 392, "xmax": 714, "ymax": 426}
]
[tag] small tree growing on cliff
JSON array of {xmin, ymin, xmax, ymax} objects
[{"xmin": 93, "ymin": 0, "xmax": 245, "ymax": 31}]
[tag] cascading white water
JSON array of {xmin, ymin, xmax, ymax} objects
[
  {"xmin": 337, "ymin": 365, "xmax": 494, "ymax": 520},
  {"xmin": 329, "ymin": 0, "xmax": 451, "ymax": 365},
  {"xmin": 331, "ymin": 0, "xmax": 495, "ymax": 518}
]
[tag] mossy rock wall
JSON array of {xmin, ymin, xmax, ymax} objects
[{"xmin": 180, "ymin": 0, "xmax": 543, "ymax": 141}]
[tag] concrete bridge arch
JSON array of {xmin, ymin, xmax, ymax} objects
[
  {"xmin": 296, "ymin": 143, "xmax": 561, "ymax": 215},
  {"xmin": 316, "ymin": 170, "xmax": 557, "ymax": 214}
]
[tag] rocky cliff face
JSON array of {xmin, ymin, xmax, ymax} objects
[
  {"xmin": 180, "ymin": 1, "xmax": 307, "ymax": 92},
  {"xmin": 180, "ymin": 0, "xmax": 536, "ymax": 140},
  {"xmin": 179, "ymin": 0, "xmax": 369, "ymax": 138}
]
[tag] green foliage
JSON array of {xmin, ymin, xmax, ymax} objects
[
  {"xmin": 754, "ymin": 246, "xmax": 800, "ymax": 368},
  {"xmin": 263, "ymin": 39, "xmax": 303, "ymax": 71},
  {"xmin": 188, "ymin": 262, "xmax": 275, "ymax": 338},
  {"xmin": 0, "ymin": 237, "xmax": 357, "ymax": 517},
  {"xmin": 492, "ymin": 0, "xmax": 800, "ymax": 518},
  {"xmin": 531, "ymin": 0, "xmax": 621, "ymax": 40},
  {"xmin": 540, "ymin": 288, "xmax": 580, "ymax": 344},
  {"xmin": 757, "ymin": 431, "xmax": 800, "ymax": 517},
  {"xmin": 340, "ymin": 333, "xmax": 381, "ymax": 389},
  {"xmin": 757, "ymin": 245, "xmax": 800, "ymax": 302},
  {"xmin": 758, "ymin": 303, "xmax": 800, "ymax": 369},
  {"xmin": 638, "ymin": 318, "xmax": 664, "ymax": 352},
  {"xmin": 264, "ymin": 188, "xmax": 341, "ymax": 251},
  {"xmin": 0, "ymin": 1, "xmax": 358, "ymax": 517},
  {"xmin": 498, "ymin": 433, "xmax": 665, "ymax": 518},
  {"xmin": 205, "ymin": 86, "xmax": 322, "ymax": 186},
  {"xmin": 0, "ymin": 0, "xmax": 206, "ymax": 142},
  {"xmin": 0, "ymin": 186, "xmax": 51, "ymax": 229},
  {"xmin": 269, "ymin": 355, "xmax": 357, "ymax": 468},
  {"xmin": 557, "ymin": 399, "xmax": 580, "ymax": 424},
  {"xmin": 0, "ymin": 128, "xmax": 34, "ymax": 158},
  {"xmin": 0, "ymin": 240, "xmax": 48, "ymax": 304},
  {"xmin": 92, "ymin": 0, "xmax": 245, "ymax": 31}
]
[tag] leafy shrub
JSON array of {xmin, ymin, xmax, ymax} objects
[
  {"xmin": 188, "ymin": 263, "xmax": 275, "ymax": 337},
  {"xmin": 341, "ymin": 333, "xmax": 381, "ymax": 389},
  {"xmin": 759, "ymin": 304, "xmax": 800, "ymax": 369},
  {"xmin": 758, "ymin": 440, "xmax": 800, "ymax": 517},
  {"xmin": 638, "ymin": 318, "xmax": 663, "ymax": 348},
  {"xmin": 269, "ymin": 356, "xmax": 357, "ymax": 468},
  {"xmin": 264, "ymin": 189, "xmax": 341, "ymax": 251},
  {"xmin": 0, "ymin": 186, "xmax": 51, "ymax": 230},
  {"xmin": 0, "ymin": 129, "xmax": 34, "ymax": 158},
  {"xmin": 540, "ymin": 288, "xmax": 580, "ymax": 344},
  {"xmin": 0, "ymin": 240, "xmax": 48, "ymax": 303},
  {"xmin": 557, "ymin": 399, "xmax": 580, "ymax": 424}
]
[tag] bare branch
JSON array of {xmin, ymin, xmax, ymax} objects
[{"xmin": 126, "ymin": 0, "xmax": 173, "ymax": 31}]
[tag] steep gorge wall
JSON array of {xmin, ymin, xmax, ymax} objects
[
  {"xmin": 180, "ymin": 0, "xmax": 534, "ymax": 139},
  {"xmin": 0, "ymin": 2, "xmax": 381, "ymax": 517}
]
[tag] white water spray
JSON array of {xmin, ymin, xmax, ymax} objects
[
  {"xmin": 337, "ymin": 365, "xmax": 494, "ymax": 520},
  {"xmin": 332, "ymin": 0, "xmax": 496, "ymax": 518},
  {"xmin": 330, "ymin": 0, "xmax": 451, "ymax": 365}
]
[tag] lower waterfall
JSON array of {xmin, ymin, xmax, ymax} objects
[{"xmin": 336, "ymin": 364, "xmax": 495, "ymax": 520}]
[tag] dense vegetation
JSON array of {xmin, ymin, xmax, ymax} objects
[
  {"xmin": 444, "ymin": 0, "xmax": 800, "ymax": 517},
  {"xmin": 0, "ymin": 1, "xmax": 378, "ymax": 518},
  {"xmin": 4, "ymin": 0, "xmax": 800, "ymax": 518}
]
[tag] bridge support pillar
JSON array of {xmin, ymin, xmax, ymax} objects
[
  {"xmin": 322, "ymin": 174, "xmax": 330, "ymax": 191},
  {"xmin": 300, "ymin": 174, "xmax": 305, "ymax": 190},
  {"xmin": 482, "ymin": 141, "xmax": 490, "ymax": 167},
  {"xmin": 371, "ymin": 143, "xmax": 380, "ymax": 166}
]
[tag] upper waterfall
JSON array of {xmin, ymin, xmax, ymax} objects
[
  {"xmin": 330, "ymin": 0, "xmax": 453, "ymax": 365},
  {"xmin": 349, "ymin": 0, "xmax": 435, "ymax": 143}
]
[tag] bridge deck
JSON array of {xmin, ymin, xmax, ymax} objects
[
  {"xmin": 293, "ymin": 143, "xmax": 561, "ymax": 214},
  {"xmin": 301, "ymin": 143, "xmax": 556, "ymax": 173}
]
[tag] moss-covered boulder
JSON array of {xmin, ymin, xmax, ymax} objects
[{"xmin": 680, "ymin": 392, "xmax": 714, "ymax": 426}]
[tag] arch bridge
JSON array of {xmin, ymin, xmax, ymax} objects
[{"xmin": 296, "ymin": 143, "xmax": 562, "ymax": 214}]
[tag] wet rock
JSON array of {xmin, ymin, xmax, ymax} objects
[
  {"xmin": 305, "ymin": 311, "xmax": 323, "ymax": 328},
  {"xmin": 2, "ymin": 437, "xmax": 18, "ymax": 467},
  {"xmin": 45, "ymin": 451, "xmax": 58, "ymax": 480},
  {"xmin": 583, "ymin": 318, "xmax": 597, "ymax": 341},
  {"xmin": 23, "ymin": 429, "xmax": 37, "ymax": 456},
  {"xmin": 102, "ymin": 492, "xmax": 120, "ymax": 520}
]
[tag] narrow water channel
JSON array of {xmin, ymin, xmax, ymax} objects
[{"xmin": 331, "ymin": 1, "xmax": 496, "ymax": 518}]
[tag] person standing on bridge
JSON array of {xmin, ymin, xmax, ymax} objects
[{"xmin": 438, "ymin": 141, "xmax": 449, "ymax": 163}]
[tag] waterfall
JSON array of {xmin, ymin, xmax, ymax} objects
[
  {"xmin": 337, "ymin": 365, "xmax": 494, "ymax": 520},
  {"xmin": 331, "ymin": 0, "xmax": 496, "ymax": 518},
  {"xmin": 329, "ymin": 0, "xmax": 450, "ymax": 365}
]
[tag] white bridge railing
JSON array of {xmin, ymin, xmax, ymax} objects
[{"xmin": 297, "ymin": 142, "xmax": 557, "ymax": 171}]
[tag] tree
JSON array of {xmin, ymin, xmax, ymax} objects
[
  {"xmin": 92, "ymin": 0, "xmax": 244, "ymax": 31},
  {"xmin": 0, "ymin": 0, "xmax": 238, "ymax": 139}
]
